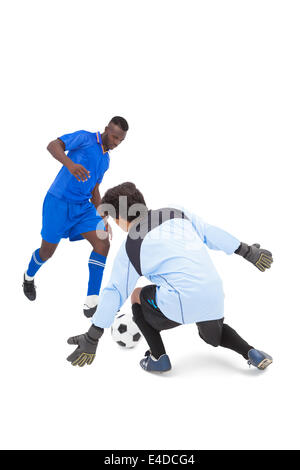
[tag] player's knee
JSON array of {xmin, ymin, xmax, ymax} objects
[
  {"xmin": 39, "ymin": 248, "xmax": 55, "ymax": 261},
  {"xmin": 197, "ymin": 328, "xmax": 221, "ymax": 347},
  {"xmin": 200, "ymin": 335, "xmax": 220, "ymax": 347},
  {"xmin": 205, "ymin": 338, "xmax": 220, "ymax": 348},
  {"xmin": 93, "ymin": 237, "xmax": 110, "ymax": 256},
  {"xmin": 131, "ymin": 302, "xmax": 143, "ymax": 326},
  {"xmin": 131, "ymin": 288, "xmax": 142, "ymax": 305}
]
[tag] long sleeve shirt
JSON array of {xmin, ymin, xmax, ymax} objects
[{"xmin": 92, "ymin": 207, "xmax": 240, "ymax": 328}]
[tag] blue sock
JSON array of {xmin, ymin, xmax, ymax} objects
[
  {"xmin": 26, "ymin": 249, "xmax": 46, "ymax": 277},
  {"xmin": 87, "ymin": 251, "xmax": 107, "ymax": 296}
]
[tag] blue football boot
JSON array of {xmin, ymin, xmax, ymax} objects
[
  {"xmin": 247, "ymin": 349, "xmax": 273, "ymax": 370},
  {"xmin": 140, "ymin": 350, "xmax": 172, "ymax": 373}
]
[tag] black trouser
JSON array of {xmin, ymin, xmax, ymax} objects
[
  {"xmin": 132, "ymin": 302, "xmax": 253, "ymax": 360},
  {"xmin": 196, "ymin": 319, "xmax": 253, "ymax": 360}
]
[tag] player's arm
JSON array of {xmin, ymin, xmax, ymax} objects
[
  {"xmin": 92, "ymin": 242, "xmax": 140, "ymax": 328},
  {"xmin": 47, "ymin": 138, "xmax": 90, "ymax": 182},
  {"xmin": 90, "ymin": 182, "xmax": 102, "ymax": 208},
  {"xmin": 67, "ymin": 242, "xmax": 140, "ymax": 367},
  {"xmin": 185, "ymin": 209, "xmax": 273, "ymax": 272},
  {"xmin": 203, "ymin": 223, "xmax": 273, "ymax": 271},
  {"xmin": 91, "ymin": 183, "xmax": 112, "ymax": 239},
  {"xmin": 90, "ymin": 157, "xmax": 110, "ymax": 210}
]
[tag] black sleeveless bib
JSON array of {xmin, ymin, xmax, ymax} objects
[{"xmin": 125, "ymin": 208, "xmax": 189, "ymax": 276}]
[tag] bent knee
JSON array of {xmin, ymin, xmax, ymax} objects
[
  {"xmin": 197, "ymin": 329, "xmax": 222, "ymax": 347},
  {"xmin": 93, "ymin": 237, "xmax": 110, "ymax": 256},
  {"xmin": 197, "ymin": 320, "xmax": 223, "ymax": 347},
  {"xmin": 39, "ymin": 249, "xmax": 55, "ymax": 261},
  {"xmin": 203, "ymin": 337, "xmax": 221, "ymax": 347},
  {"xmin": 131, "ymin": 288, "xmax": 142, "ymax": 305}
]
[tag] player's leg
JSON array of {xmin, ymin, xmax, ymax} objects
[
  {"xmin": 131, "ymin": 288, "xmax": 167, "ymax": 359},
  {"xmin": 23, "ymin": 192, "xmax": 66, "ymax": 301},
  {"xmin": 39, "ymin": 239, "xmax": 59, "ymax": 261},
  {"xmin": 197, "ymin": 319, "xmax": 253, "ymax": 356},
  {"xmin": 23, "ymin": 239, "xmax": 59, "ymax": 300},
  {"xmin": 131, "ymin": 286, "xmax": 179, "ymax": 372},
  {"xmin": 196, "ymin": 320, "xmax": 273, "ymax": 370},
  {"xmin": 220, "ymin": 323, "xmax": 273, "ymax": 369},
  {"xmin": 81, "ymin": 230, "xmax": 110, "ymax": 317}
]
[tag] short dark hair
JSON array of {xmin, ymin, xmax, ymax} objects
[
  {"xmin": 101, "ymin": 182, "xmax": 147, "ymax": 222},
  {"xmin": 110, "ymin": 116, "xmax": 129, "ymax": 132}
]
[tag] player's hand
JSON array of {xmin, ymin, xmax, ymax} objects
[
  {"xmin": 67, "ymin": 325, "xmax": 104, "ymax": 367},
  {"xmin": 67, "ymin": 162, "xmax": 91, "ymax": 182},
  {"xmin": 235, "ymin": 242, "xmax": 273, "ymax": 272}
]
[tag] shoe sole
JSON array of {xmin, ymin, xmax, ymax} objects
[
  {"xmin": 257, "ymin": 358, "xmax": 273, "ymax": 370},
  {"xmin": 142, "ymin": 367, "xmax": 172, "ymax": 374},
  {"xmin": 140, "ymin": 360, "xmax": 171, "ymax": 373}
]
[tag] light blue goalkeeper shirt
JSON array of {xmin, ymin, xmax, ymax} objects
[{"xmin": 92, "ymin": 207, "xmax": 241, "ymax": 328}]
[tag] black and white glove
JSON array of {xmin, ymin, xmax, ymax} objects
[
  {"xmin": 235, "ymin": 242, "xmax": 273, "ymax": 272},
  {"xmin": 67, "ymin": 324, "xmax": 104, "ymax": 367}
]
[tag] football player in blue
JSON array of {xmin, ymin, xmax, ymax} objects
[
  {"xmin": 23, "ymin": 117, "xmax": 128, "ymax": 317},
  {"xmin": 66, "ymin": 182, "xmax": 274, "ymax": 372}
]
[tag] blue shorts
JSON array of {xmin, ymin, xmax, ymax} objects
[{"xmin": 41, "ymin": 192, "xmax": 106, "ymax": 244}]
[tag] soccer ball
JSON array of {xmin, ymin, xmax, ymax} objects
[{"xmin": 111, "ymin": 313, "xmax": 142, "ymax": 348}]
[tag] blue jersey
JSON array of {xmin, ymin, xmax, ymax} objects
[
  {"xmin": 48, "ymin": 130, "xmax": 110, "ymax": 203},
  {"xmin": 91, "ymin": 206, "xmax": 241, "ymax": 328}
]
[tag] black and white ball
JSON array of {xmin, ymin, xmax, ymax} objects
[{"xmin": 111, "ymin": 313, "xmax": 142, "ymax": 348}]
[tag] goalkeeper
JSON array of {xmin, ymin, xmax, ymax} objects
[{"xmin": 67, "ymin": 182, "xmax": 273, "ymax": 372}]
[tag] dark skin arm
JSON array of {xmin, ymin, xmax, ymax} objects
[
  {"xmin": 91, "ymin": 183, "xmax": 112, "ymax": 240},
  {"xmin": 47, "ymin": 138, "xmax": 90, "ymax": 182},
  {"xmin": 91, "ymin": 182, "xmax": 102, "ymax": 208}
]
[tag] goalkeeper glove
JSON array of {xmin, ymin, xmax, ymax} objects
[
  {"xmin": 235, "ymin": 242, "xmax": 273, "ymax": 272},
  {"xmin": 67, "ymin": 324, "xmax": 104, "ymax": 367}
]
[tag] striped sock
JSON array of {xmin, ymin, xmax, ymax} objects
[
  {"xmin": 26, "ymin": 249, "xmax": 46, "ymax": 278},
  {"xmin": 87, "ymin": 251, "xmax": 107, "ymax": 296}
]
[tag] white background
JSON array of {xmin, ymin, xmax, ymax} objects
[{"xmin": 0, "ymin": 0, "xmax": 299, "ymax": 450}]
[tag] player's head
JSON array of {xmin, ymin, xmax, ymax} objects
[
  {"xmin": 100, "ymin": 182, "xmax": 147, "ymax": 231},
  {"xmin": 102, "ymin": 116, "xmax": 129, "ymax": 151}
]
